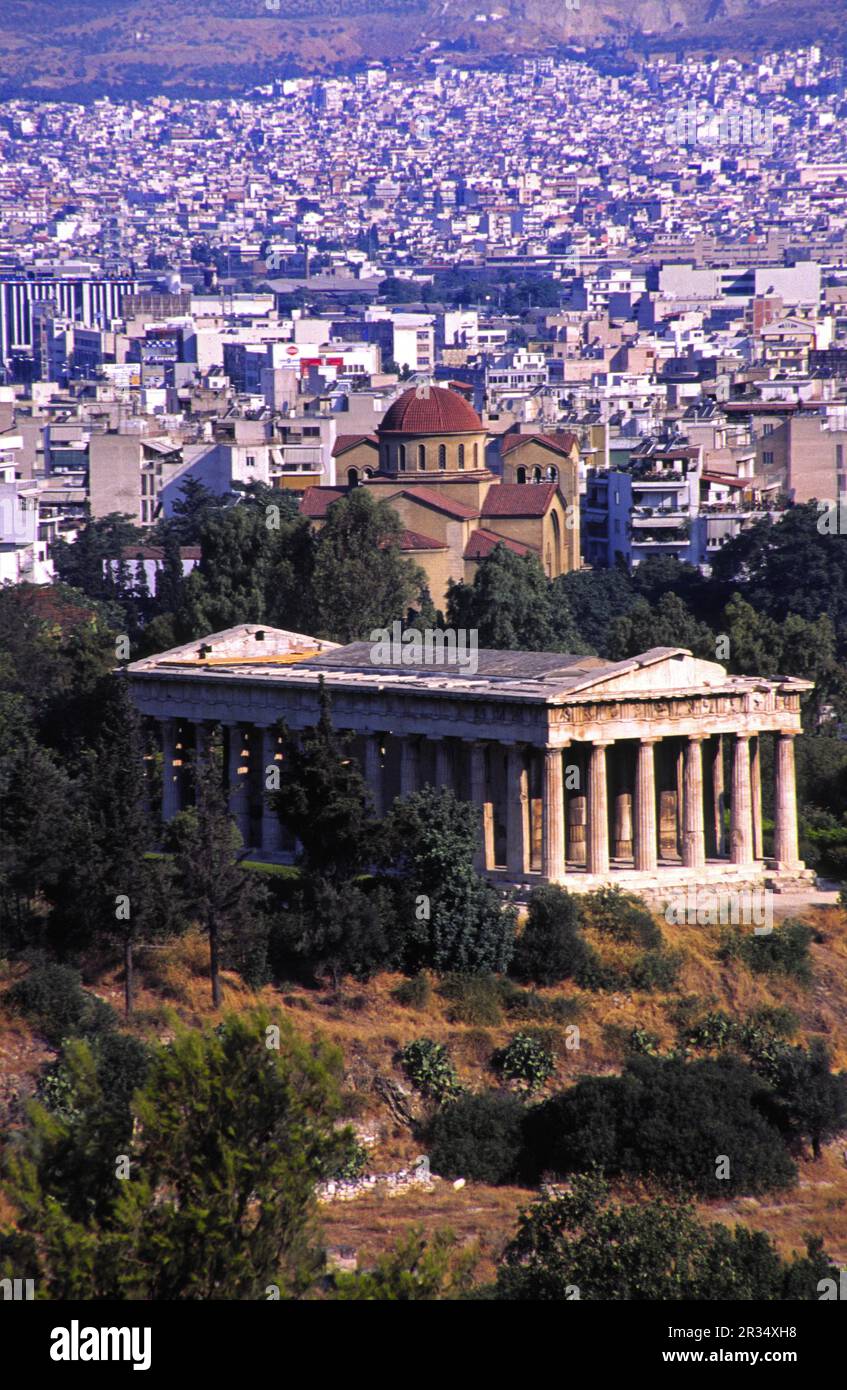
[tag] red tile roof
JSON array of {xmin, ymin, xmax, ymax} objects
[
  {"xmin": 300, "ymin": 486, "xmax": 347, "ymax": 518},
  {"xmin": 398, "ymin": 528, "xmax": 449, "ymax": 551},
  {"xmin": 464, "ymin": 529, "xmax": 533, "ymax": 560},
  {"xmin": 481, "ymin": 481, "xmax": 558, "ymax": 517},
  {"xmin": 379, "ymin": 385, "xmax": 483, "ymax": 435},
  {"xmin": 332, "ymin": 433, "xmax": 378, "ymax": 457},
  {"xmin": 501, "ymin": 430, "xmax": 578, "ymax": 457},
  {"xmin": 396, "ymin": 485, "xmax": 480, "ymax": 519}
]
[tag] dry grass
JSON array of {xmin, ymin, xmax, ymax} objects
[{"xmin": 319, "ymin": 1181, "xmax": 528, "ymax": 1285}]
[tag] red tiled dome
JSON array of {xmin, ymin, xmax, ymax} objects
[{"xmin": 379, "ymin": 386, "xmax": 483, "ymax": 435}]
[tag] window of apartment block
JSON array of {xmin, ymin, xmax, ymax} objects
[{"xmin": 763, "ymin": 451, "xmax": 774, "ymax": 467}]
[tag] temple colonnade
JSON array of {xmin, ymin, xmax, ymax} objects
[{"xmin": 157, "ymin": 719, "xmax": 801, "ymax": 881}]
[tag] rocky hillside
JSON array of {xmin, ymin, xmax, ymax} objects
[{"xmin": 0, "ymin": 0, "xmax": 839, "ymax": 100}]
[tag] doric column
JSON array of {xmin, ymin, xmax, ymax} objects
[
  {"xmin": 682, "ymin": 736, "xmax": 706, "ymax": 870},
  {"xmin": 260, "ymin": 724, "xmax": 284, "ymax": 853},
  {"xmin": 773, "ymin": 732, "xmax": 800, "ymax": 868},
  {"xmin": 506, "ymin": 744, "xmax": 529, "ymax": 879},
  {"xmin": 613, "ymin": 790, "xmax": 633, "ymax": 859},
  {"xmin": 363, "ymin": 733, "xmax": 384, "ymax": 818},
  {"xmin": 634, "ymin": 737, "xmax": 658, "ymax": 872},
  {"xmin": 162, "ymin": 717, "xmax": 180, "ymax": 822},
  {"xmin": 711, "ymin": 734, "xmax": 725, "ymax": 856},
  {"xmin": 730, "ymin": 733, "xmax": 754, "ymax": 866},
  {"xmin": 675, "ymin": 744, "xmax": 685, "ymax": 858},
  {"xmin": 227, "ymin": 723, "xmax": 252, "ymax": 844},
  {"xmin": 469, "ymin": 740, "xmax": 494, "ymax": 872},
  {"xmin": 751, "ymin": 736, "xmax": 763, "ymax": 860},
  {"xmin": 399, "ymin": 736, "xmax": 418, "ymax": 798},
  {"xmin": 587, "ymin": 741, "xmax": 610, "ymax": 875},
  {"xmin": 434, "ymin": 739, "xmax": 452, "ymax": 791},
  {"xmin": 542, "ymin": 745, "xmax": 566, "ymax": 882}
]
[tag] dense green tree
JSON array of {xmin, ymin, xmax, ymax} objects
[
  {"xmin": 52, "ymin": 514, "xmax": 144, "ymax": 602},
  {"xmin": 176, "ymin": 504, "xmax": 273, "ymax": 635},
  {"xmin": 712, "ymin": 503, "xmax": 847, "ymax": 652},
  {"xmin": 283, "ymin": 874, "xmax": 393, "ymax": 988},
  {"xmin": 0, "ymin": 584, "xmax": 118, "ymax": 756},
  {"xmin": 26, "ymin": 1032, "xmax": 152, "ymax": 1222},
  {"xmin": 607, "ymin": 592, "xmax": 716, "ymax": 661},
  {"xmin": 511, "ymin": 885, "xmax": 592, "ymax": 986},
  {"xmin": 273, "ymin": 678, "xmax": 374, "ymax": 882},
  {"xmin": 0, "ymin": 710, "xmax": 73, "ymax": 944},
  {"xmin": 631, "ymin": 553, "xmax": 714, "ymax": 619},
  {"xmin": 521, "ymin": 1055, "xmax": 797, "ymax": 1196},
  {"xmin": 429, "ymin": 1091, "xmax": 526, "ymax": 1185},
  {"xmin": 46, "ymin": 678, "xmax": 182, "ymax": 1011},
  {"xmin": 381, "ymin": 786, "xmax": 516, "ymax": 974},
  {"xmin": 169, "ymin": 735, "xmax": 266, "ymax": 1006},
  {"xmin": 154, "ymin": 523, "xmax": 187, "ymax": 617},
  {"xmin": 447, "ymin": 545, "xmax": 561, "ymax": 651},
  {"xmin": 550, "ymin": 567, "xmax": 637, "ymax": 656},
  {"xmin": 311, "ymin": 488, "xmax": 426, "ymax": 642},
  {"xmin": 165, "ymin": 477, "xmax": 225, "ymax": 545},
  {"xmin": 1, "ymin": 1013, "xmax": 347, "ymax": 1299},
  {"xmin": 496, "ymin": 1174, "xmax": 836, "ymax": 1301},
  {"xmin": 757, "ymin": 1039, "xmax": 847, "ymax": 1160},
  {"xmin": 721, "ymin": 592, "xmax": 839, "ymax": 716}
]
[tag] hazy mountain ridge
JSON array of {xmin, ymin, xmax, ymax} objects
[{"xmin": 0, "ymin": 0, "xmax": 841, "ymax": 99}]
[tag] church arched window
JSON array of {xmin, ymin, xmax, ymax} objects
[{"xmin": 438, "ymin": 444, "xmax": 447, "ymax": 470}]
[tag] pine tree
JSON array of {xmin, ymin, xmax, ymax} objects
[
  {"xmin": 0, "ymin": 1013, "xmax": 348, "ymax": 1299},
  {"xmin": 48, "ymin": 677, "xmax": 181, "ymax": 1014},
  {"xmin": 170, "ymin": 732, "xmax": 265, "ymax": 1007}
]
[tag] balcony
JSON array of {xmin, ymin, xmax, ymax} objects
[
  {"xmin": 631, "ymin": 505, "xmax": 688, "ymax": 520},
  {"xmin": 632, "ymin": 470, "xmax": 685, "ymax": 484}
]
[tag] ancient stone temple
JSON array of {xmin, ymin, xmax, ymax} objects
[{"xmin": 127, "ymin": 624, "xmax": 813, "ymax": 895}]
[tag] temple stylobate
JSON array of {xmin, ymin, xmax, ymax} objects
[{"xmin": 127, "ymin": 624, "xmax": 814, "ymax": 895}]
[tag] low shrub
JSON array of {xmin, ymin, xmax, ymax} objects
[
  {"xmin": 628, "ymin": 947, "xmax": 683, "ymax": 992},
  {"xmin": 493, "ymin": 1033, "xmax": 556, "ymax": 1093},
  {"xmin": 439, "ymin": 973, "xmax": 503, "ymax": 1026},
  {"xmin": 322, "ymin": 1136, "xmax": 369, "ymax": 1181},
  {"xmin": 400, "ymin": 1038, "xmax": 463, "ymax": 1104},
  {"xmin": 428, "ymin": 1090, "xmax": 526, "ymax": 1184},
  {"xmin": 392, "ymin": 973, "xmax": 432, "ymax": 1010},
  {"xmin": 580, "ymin": 886, "xmax": 663, "ymax": 949},
  {"xmin": 718, "ymin": 919, "xmax": 814, "ymax": 982},
  {"xmin": 497, "ymin": 980, "xmax": 583, "ymax": 1025},
  {"xmin": 7, "ymin": 962, "xmax": 116, "ymax": 1045}
]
